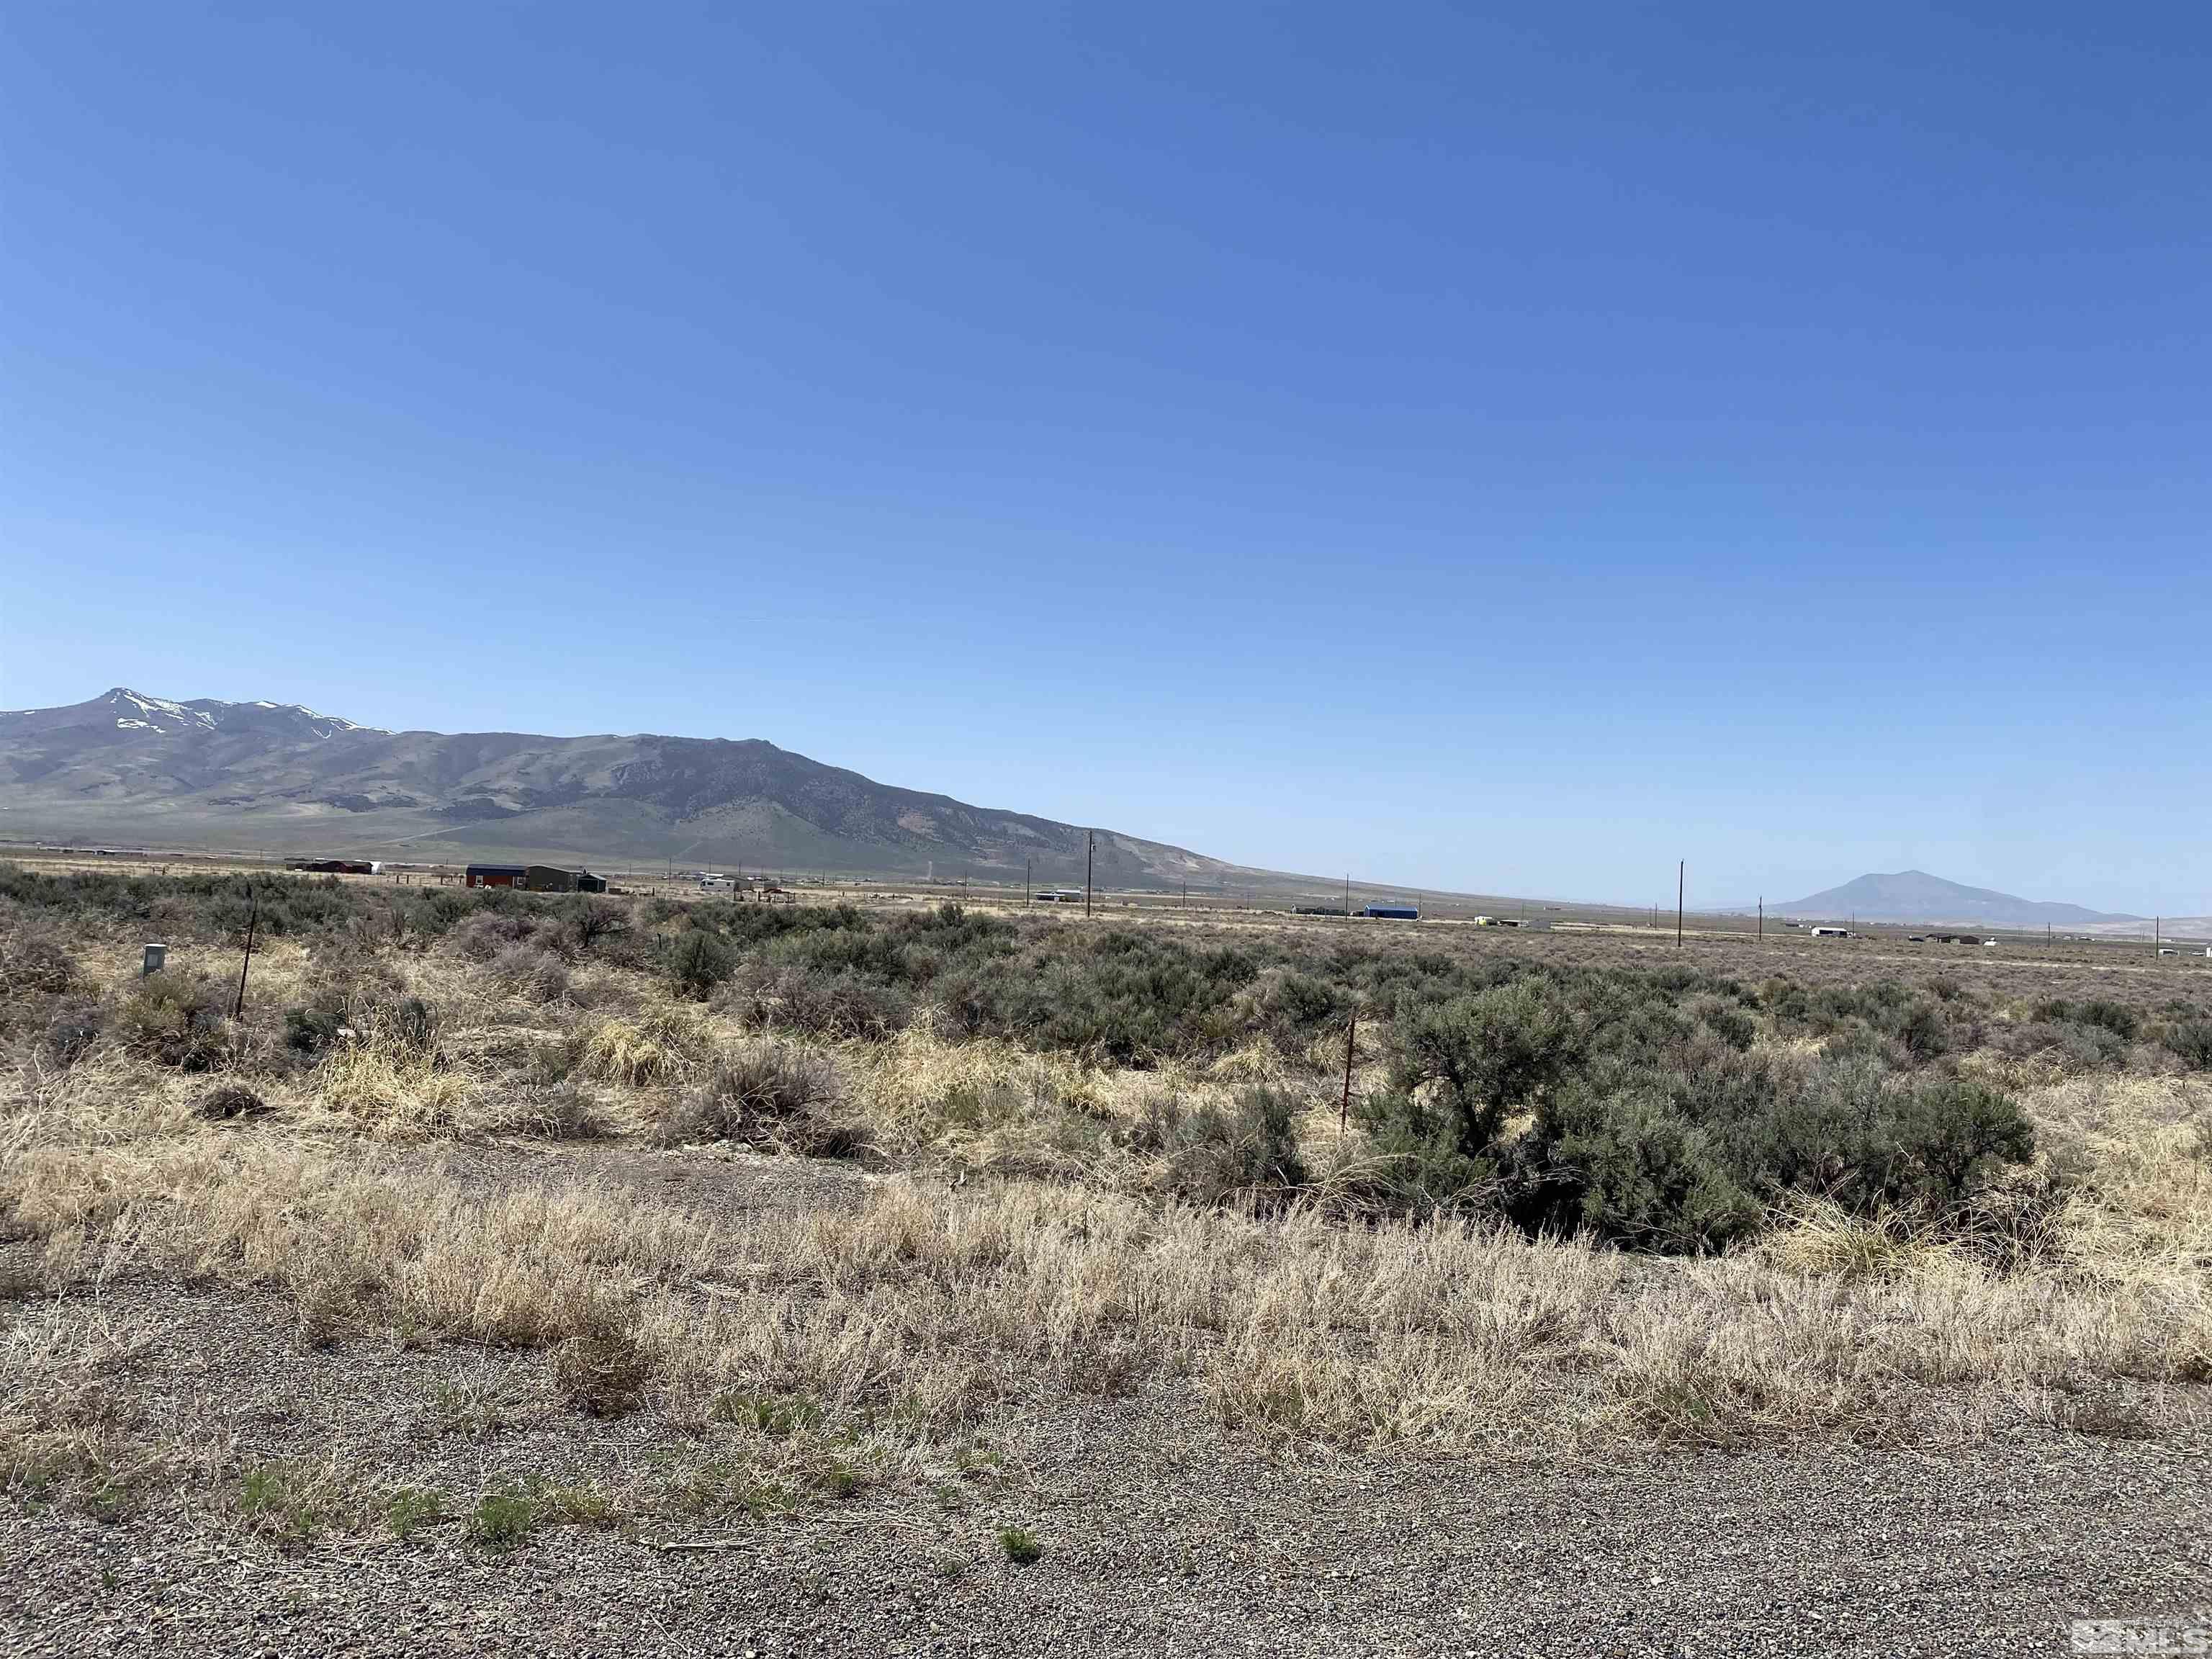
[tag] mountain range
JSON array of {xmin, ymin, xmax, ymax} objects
[
  {"xmin": 0, "ymin": 688, "xmax": 1244, "ymax": 889},
  {"xmin": 1769, "ymin": 869, "xmax": 2148, "ymax": 930},
  {"xmin": 1, "ymin": 691, "xmax": 2191, "ymax": 930}
]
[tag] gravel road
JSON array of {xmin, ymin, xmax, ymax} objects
[{"xmin": 6, "ymin": 1372, "xmax": 2206, "ymax": 1657}]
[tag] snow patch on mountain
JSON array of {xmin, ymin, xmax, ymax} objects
[{"xmin": 94, "ymin": 688, "xmax": 386, "ymax": 739}]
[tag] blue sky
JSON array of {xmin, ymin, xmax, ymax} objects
[{"xmin": 4, "ymin": 4, "xmax": 2208, "ymax": 914}]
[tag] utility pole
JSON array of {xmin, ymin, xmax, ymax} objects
[
  {"xmin": 1758, "ymin": 896, "xmax": 1763, "ymax": 940},
  {"xmin": 1676, "ymin": 860, "xmax": 1684, "ymax": 950},
  {"xmin": 1025, "ymin": 858, "xmax": 1030, "ymax": 906},
  {"xmin": 1085, "ymin": 830, "xmax": 1094, "ymax": 918},
  {"xmin": 1343, "ymin": 872, "xmax": 1351, "ymax": 920}
]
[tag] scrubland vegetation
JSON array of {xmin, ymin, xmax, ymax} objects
[{"xmin": 3, "ymin": 865, "xmax": 2208, "ymax": 1548}]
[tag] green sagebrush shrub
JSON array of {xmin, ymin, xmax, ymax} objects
[
  {"xmin": 1134, "ymin": 1086, "xmax": 1308, "ymax": 1207},
  {"xmin": 116, "ymin": 973, "xmax": 234, "ymax": 1071}
]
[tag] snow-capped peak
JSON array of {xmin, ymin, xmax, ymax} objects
[
  {"xmin": 94, "ymin": 688, "xmax": 385, "ymax": 739},
  {"xmin": 102, "ymin": 688, "xmax": 218, "ymax": 732},
  {"xmin": 120, "ymin": 689, "xmax": 183, "ymax": 716}
]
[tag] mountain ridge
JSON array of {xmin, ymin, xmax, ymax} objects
[
  {"xmin": 3, "ymin": 692, "xmax": 2182, "ymax": 922},
  {"xmin": 1769, "ymin": 868, "xmax": 2139, "ymax": 928},
  {"xmin": 0, "ymin": 688, "xmax": 1238, "ymax": 889}
]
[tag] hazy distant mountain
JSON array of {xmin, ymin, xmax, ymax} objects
[
  {"xmin": 0, "ymin": 688, "xmax": 1244, "ymax": 888},
  {"xmin": 1772, "ymin": 869, "xmax": 2136, "ymax": 928}
]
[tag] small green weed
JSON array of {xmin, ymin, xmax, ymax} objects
[
  {"xmin": 955, "ymin": 1443, "xmax": 1005, "ymax": 1479},
  {"xmin": 238, "ymin": 1462, "xmax": 321, "ymax": 1539},
  {"xmin": 709, "ymin": 1388, "xmax": 822, "ymax": 1437},
  {"xmin": 386, "ymin": 1486, "xmax": 445, "ymax": 1542},
  {"xmin": 534, "ymin": 1478, "xmax": 619, "ymax": 1528},
  {"xmin": 667, "ymin": 1456, "xmax": 796, "ymax": 1519},
  {"xmin": 424, "ymin": 1373, "xmax": 526, "ymax": 1440},
  {"xmin": 84, "ymin": 1478, "xmax": 137, "ymax": 1526},
  {"xmin": 470, "ymin": 1483, "xmax": 537, "ymax": 1551}
]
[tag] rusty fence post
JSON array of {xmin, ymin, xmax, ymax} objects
[
  {"xmin": 230, "ymin": 884, "xmax": 258, "ymax": 1020},
  {"xmin": 1340, "ymin": 1009, "xmax": 1357, "ymax": 1133}
]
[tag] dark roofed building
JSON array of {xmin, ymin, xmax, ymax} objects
[{"xmin": 467, "ymin": 863, "xmax": 606, "ymax": 892}]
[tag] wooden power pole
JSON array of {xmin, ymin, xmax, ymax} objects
[{"xmin": 1676, "ymin": 860, "xmax": 1684, "ymax": 949}]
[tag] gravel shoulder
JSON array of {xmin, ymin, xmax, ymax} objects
[{"xmin": 5, "ymin": 1277, "xmax": 2208, "ymax": 1657}]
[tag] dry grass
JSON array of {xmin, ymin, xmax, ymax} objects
[
  {"xmin": 842, "ymin": 1024, "xmax": 1343, "ymax": 1196},
  {"xmin": 2033, "ymin": 1074, "xmax": 2212, "ymax": 1282},
  {"xmin": 315, "ymin": 1033, "xmax": 479, "ymax": 1135},
  {"xmin": 7, "ymin": 1105, "xmax": 2206, "ymax": 1458},
  {"xmin": 4, "ymin": 895, "xmax": 2208, "ymax": 1539},
  {"xmin": 572, "ymin": 1017, "xmax": 685, "ymax": 1087},
  {"xmin": 0, "ymin": 1302, "xmax": 220, "ymax": 1521}
]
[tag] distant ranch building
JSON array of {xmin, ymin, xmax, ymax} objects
[{"xmin": 465, "ymin": 863, "xmax": 606, "ymax": 893}]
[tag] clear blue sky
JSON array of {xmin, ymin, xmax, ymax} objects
[{"xmin": 5, "ymin": 4, "xmax": 2208, "ymax": 914}]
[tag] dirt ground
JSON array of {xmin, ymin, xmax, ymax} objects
[{"xmin": 4, "ymin": 1290, "xmax": 2206, "ymax": 1657}]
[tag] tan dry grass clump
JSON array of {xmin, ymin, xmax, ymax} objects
[
  {"xmin": 9, "ymin": 1118, "xmax": 2206, "ymax": 1454},
  {"xmin": 1760, "ymin": 1201, "xmax": 1959, "ymax": 1282},
  {"xmin": 845, "ymin": 1028, "xmax": 1082, "ymax": 1151},
  {"xmin": 316, "ymin": 1033, "xmax": 477, "ymax": 1137},
  {"xmin": 8, "ymin": 1137, "xmax": 719, "ymax": 1349},
  {"xmin": 2030, "ymin": 1073, "xmax": 2212, "ymax": 1279},
  {"xmin": 3, "ymin": 1046, "xmax": 213, "ymax": 1158},
  {"xmin": 572, "ymin": 1000, "xmax": 714, "ymax": 1087},
  {"xmin": 842, "ymin": 1025, "xmax": 1331, "ymax": 1197}
]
